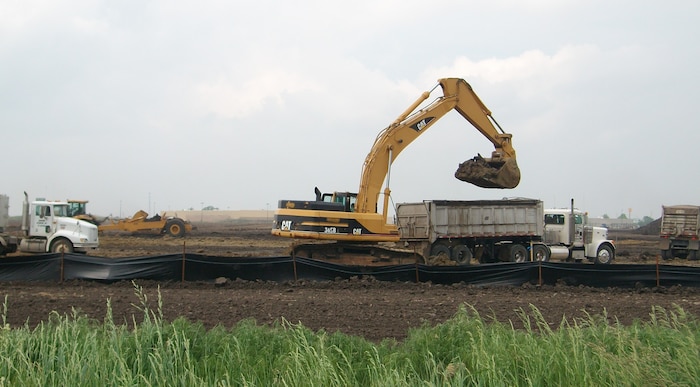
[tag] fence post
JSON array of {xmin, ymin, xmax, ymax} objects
[
  {"xmin": 181, "ymin": 240, "xmax": 186, "ymax": 283},
  {"xmin": 656, "ymin": 253, "xmax": 660, "ymax": 287},
  {"xmin": 414, "ymin": 247, "xmax": 420, "ymax": 283},
  {"xmin": 292, "ymin": 247, "xmax": 298, "ymax": 282},
  {"xmin": 60, "ymin": 250, "xmax": 64, "ymax": 282}
]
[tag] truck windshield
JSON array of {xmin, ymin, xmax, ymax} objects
[
  {"xmin": 574, "ymin": 214, "xmax": 583, "ymax": 224},
  {"xmin": 53, "ymin": 205, "xmax": 69, "ymax": 217}
]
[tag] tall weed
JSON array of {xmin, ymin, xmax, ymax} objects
[{"xmin": 0, "ymin": 285, "xmax": 697, "ymax": 386}]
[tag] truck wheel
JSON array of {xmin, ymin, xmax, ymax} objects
[
  {"xmin": 509, "ymin": 244, "xmax": 528, "ymax": 263},
  {"xmin": 165, "ymin": 219, "xmax": 186, "ymax": 237},
  {"xmin": 533, "ymin": 245, "xmax": 550, "ymax": 262},
  {"xmin": 51, "ymin": 239, "xmax": 74, "ymax": 254},
  {"xmin": 660, "ymin": 250, "xmax": 672, "ymax": 260},
  {"xmin": 595, "ymin": 245, "xmax": 613, "ymax": 264},
  {"xmin": 689, "ymin": 250, "xmax": 698, "ymax": 261},
  {"xmin": 430, "ymin": 244, "xmax": 451, "ymax": 263},
  {"xmin": 451, "ymin": 245, "xmax": 473, "ymax": 265}
]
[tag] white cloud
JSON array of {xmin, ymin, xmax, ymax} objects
[{"xmin": 193, "ymin": 71, "xmax": 322, "ymax": 119}]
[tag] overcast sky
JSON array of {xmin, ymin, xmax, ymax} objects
[{"xmin": 2, "ymin": 1, "xmax": 699, "ymax": 220}]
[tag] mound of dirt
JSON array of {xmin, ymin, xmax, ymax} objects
[{"xmin": 633, "ymin": 217, "xmax": 662, "ymax": 236}]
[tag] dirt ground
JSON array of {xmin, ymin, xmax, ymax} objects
[{"xmin": 2, "ymin": 223, "xmax": 700, "ymax": 342}]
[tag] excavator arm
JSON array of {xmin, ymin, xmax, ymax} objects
[{"xmin": 356, "ymin": 78, "xmax": 520, "ymax": 215}]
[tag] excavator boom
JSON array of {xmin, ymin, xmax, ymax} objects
[{"xmin": 356, "ymin": 77, "xmax": 519, "ymax": 214}]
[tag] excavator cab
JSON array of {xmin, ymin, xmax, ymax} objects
[
  {"xmin": 455, "ymin": 152, "xmax": 521, "ymax": 189},
  {"xmin": 315, "ymin": 187, "xmax": 358, "ymax": 212}
]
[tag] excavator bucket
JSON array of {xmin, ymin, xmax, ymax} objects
[{"xmin": 455, "ymin": 155, "xmax": 521, "ymax": 189}]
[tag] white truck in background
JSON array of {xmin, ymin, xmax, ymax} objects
[
  {"xmin": 0, "ymin": 193, "xmax": 99, "ymax": 255},
  {"xmin": 396, "ymin": 198, "xmax": 615, "ymax": 265}
]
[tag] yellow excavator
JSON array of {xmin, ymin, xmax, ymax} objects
[{"xmin": 271, "ymin": 78, "xmax": 520, "ymax": 264}]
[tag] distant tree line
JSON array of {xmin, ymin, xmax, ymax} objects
[
  {"xmin": 187, "ymin": 205, "xmax": 219, "ymax": 211},
  {"xmin": 602, "ymin": 213, "xmax": 655, "ymax": 227}
]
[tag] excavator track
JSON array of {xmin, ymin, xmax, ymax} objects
[{"xmin": 290, "ymin": 242, "xmax": 425, "ymax": 266}]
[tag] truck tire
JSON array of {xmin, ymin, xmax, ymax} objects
[
  {"xmin": 594, "ymin": 244, "xmax": 614, "ymax": 264},
  {"xmin": 532, "ymin": 244, "xmax": 550, "ymax": 262},
  {"xmin": 451, "ymin": 245, "xmax": 473, "ymax": 265},
  {"xmin": 51, "ymin": 238, "xmax": 74, "ymax": 254},
  {"xmin": 689, "ymin": 250, "xmax": 698, "ymax": 261},
  {"xmin": 660, "ymin": 249, "xmax": 672, "ymax": 260},
  {"xmin": 508, "ymin": 244, "xmax": 528, "ymax": 263},
  {"xmin": 165, "ymin": 219, "xmax": 186, "ymax": 237},
  {"xmin": 429, "ymin": 244, "xmax": 451, "ymax": 263}
]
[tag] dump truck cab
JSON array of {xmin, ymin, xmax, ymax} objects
[
  {"xmin": 20, "ymin": 195, "xmax": 99, "ymax": 253},
  {"xmin": 543, "ymin": 207, "xmax": 614, "ymax": 264}
]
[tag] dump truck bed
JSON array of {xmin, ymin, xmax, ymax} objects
[
  {"xmin": 396, "ymin": 199, "xmax": 544, "ymax": 242},
  {"xmin": 660, "ymin": 205, "xmax": 700, "ymax": 239}
]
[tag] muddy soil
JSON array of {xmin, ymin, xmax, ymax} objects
[
  {"xmin": 2, "ymin": 223, "xmax": 699, "ymax": 342},
  {"xmin": 86, "ymin": 222, "xmax": 291, "ymax": 258}
]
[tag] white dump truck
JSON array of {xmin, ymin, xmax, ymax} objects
[
  {"xmin": 0, "ymin": 192, "xmax": 99, "ymax": 255},
  {"xmin": 0, "ymin": 194, "xmax": 18, "ymax": 255},
  {"xmin": 659, "ymin": 205, "xmax": 700, "ymax": 260},
  {"xmin": 396, "ymin": 198, "xmax": 615, "ymax": 265}
]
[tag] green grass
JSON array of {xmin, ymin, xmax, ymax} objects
[{"xmin": 0, "ymin": 283, "xmax": 698, "ymax": 386}]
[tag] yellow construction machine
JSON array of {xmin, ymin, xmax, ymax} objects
[
  {"xmin": 271, "ymin": 78, "xmax": 520, "ymax": 264},
  {"xmin": 98, "ymin": 210, "xmax": 193, "ymax": 237},
  {"xmin": 68, "ymin": 200, "xmax": 193, "ymax": 237},
  {"xmin": 67, "ymin": 200, "xmax": 105, "ymax": 225}
]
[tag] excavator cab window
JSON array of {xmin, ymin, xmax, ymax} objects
[
  {"xmin": 329, "ymin": 192, "xmax": 358, "ymax": 212},
  {"xmin": 349, "ymin": 196, "xmax": 357, "ymax": 212},
  {"xmin": 69, "ymin": 202, "xmax": 86, "ymax": 217}
]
